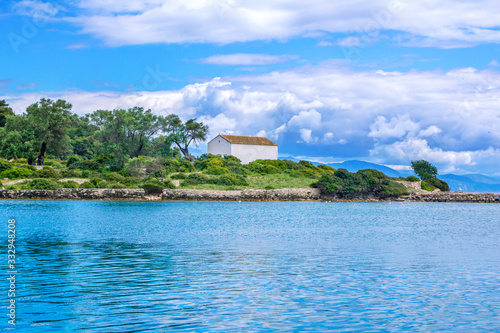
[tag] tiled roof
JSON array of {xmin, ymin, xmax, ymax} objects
[{"xmin": 219, "ymin": 134, "xmax": 278, "ymax": 146}]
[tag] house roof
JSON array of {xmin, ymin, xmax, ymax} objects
[{"xmin": 218, "ymin": 134, "xmax": 278, "ymax": 146}]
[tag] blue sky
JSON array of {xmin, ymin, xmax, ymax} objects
[{"xmin": 1, "ymin": 0, "xmax": 499, "ymax": 176}]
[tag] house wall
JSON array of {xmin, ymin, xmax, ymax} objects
[
  {"xmin": 207, "ymin": 136, "xmax": 231, "ymax": 157},
  {"xmin": 231, "ymin": 144, "xmax": 278, "ymax": 164}
]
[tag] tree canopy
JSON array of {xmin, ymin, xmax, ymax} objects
[
  {"xmin": 0, "ymin": 98, "xmax": 208, "ymax": 166},
  {"xmin": 411, "ymin": 159, "xmax": 438, "ymax": 180}
]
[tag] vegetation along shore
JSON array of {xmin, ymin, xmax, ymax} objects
[{"xmin": 2, "ymin": 97, "xmax": 494, "ymax": 202}]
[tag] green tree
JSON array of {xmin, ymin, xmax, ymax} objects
[
  {"xmin": 0, "ymin": 100, "xmax": 14, "ymax": 127},
  {"xmin": 165, "ymin": 115, "xmax": 208, "ymax": 163},
  {"xmin": 0, "ymin": 114, "xmax": 37, "ymax": 162},
  {"xmin": 411, "ymin": 159, "xmax": 438, "ymax": 180},
  {"xmin": 89, "ymin": 107, "xmax": 170, "ymax": 164},
  {"xmin": 26, "ymin": 99, "xmax": 73, "ymax": 165}
]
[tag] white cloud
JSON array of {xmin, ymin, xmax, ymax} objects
[
  {"xmin": 6, "ymin": 63, "xmax": 500, "ymax": 174},
  {"xmin": 418, "ymin": 125, "xmax": 441, "ymax": 137},
  {"xmin": 65, "ymin": 0, "xmax": 500, "ymax": 47},
  {"xmin": 368, "ymin": 114, "xmax": 420, "ymax": 138},
  {"xmin": 288, "ymin": 109, "xmax": 322, "ymax": 128},
  {"xmin": 202, "ymin": 53, "xmax": 297, "ymax": 66},
  {"xmin": 299, "ymin": 129, "xmax": 315, "ymax": 143}
]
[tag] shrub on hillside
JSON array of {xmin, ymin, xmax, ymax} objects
[
  {"xmin": 24, "ymin": 178, "xmax": 58, "ymax": 190},
  {"xmin": 58, "ymin": 181, "xmax": 79, "ymax": 188},
  {"xmin": 246, "ymin": 161, "xmax": 280, "ymax": 174},
  {"xmin": 70, "ymin": 159, "xmax": 100, "ymax": 171},
  {"xmin": 102, "ymin": 172, "xmax": 125, "ymax": 183},
  {"xmin": 79, "ymin": 181, "xmax": 96, "ymax": 189},
  {"xmin": 97, "ymin": 180, "xmax": 108, "ymax": 188},
  {"xmin": 60, "ymin": 169, "xmax": 82, "ymax": 178},
  {"xmin": 142, "ymin": 183, "xmax": 164, "ymax": 194},
  {"xmin": 214, "ymin": 174, "xmax": 248, "ymax": 186},
  {"xmin": 406, "ymin": 176, "xmax": 420, "ymax": 182},
  {"xmin": 108, "ymin": 183, "xmax": 127, "ymax": 189},
  {"xmin": 380, "ymin": 181, "xmax": 409, "ymax": 196},
  {"xmin": 421, "ymin": 181, "xmax": 436, "ymax": 191},
  {"xmin": 35, "ymin": 168, "xmax": 59, "ymax": 179},
  {"xmin": 184, "ymin": 173, "xmax": 210, "ymax": 185},
  {"xmin": 315, "ymin": 168, "xmax": 407, "ymax": 197},
  {"xmin": 204, "ymin": 166, "xmax": 230, "ymax": 175},
  {"xmin": 1, "ymin": 167, "xmax": 33, "ymax": 179},
  {"xmin": 425, "ymin": 177, "xmax": 449, "ymax": 191},
  {"xmin": 66, "ymin": 155, "xmax": 81, "ymax": 168},
  {"xmin": 0, "ymin": 160, "xmax": 12, "ymax": 173},
  {"xmin": 170, "ymin": 173, "xmax": 186, "ymax": 180}
]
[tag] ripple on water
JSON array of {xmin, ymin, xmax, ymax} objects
[{"xmin": 0, "ymin": 201, "xmax": 498, "ymax": 331}]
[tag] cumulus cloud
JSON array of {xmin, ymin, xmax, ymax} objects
[
  {"xmin": 6, "ymin": 63, "xmax": 500, "ymax": 174},
  {"xmin": 62, "ymin": 0, "xmax": 500, "ymax": 47},
  {"xmin": 202, "ymin": 53, "xmax": 297, "ymax": 66},
  {"xmin": 368, "ymin": 114, "xmax": 420, "ymax": 138}
]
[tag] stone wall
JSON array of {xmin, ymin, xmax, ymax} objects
[
  {"xmin": 162, "ymin": 188, "xmax": 321, "ymax": 201},
  {"xmin": 395, "ymin": 180, "xmax": 422, "ymax": 190},
  {"xmin": 406, "ymin": 192, "xmax": 500, "ymax": 203},
  {"xmin": 0, "ymin": 189, "xmax": 145, "ymax": 200}
]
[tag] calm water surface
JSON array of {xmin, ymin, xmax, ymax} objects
[{"xmin": 0, "ymin": 200, "xmax": 499, "ymax": 331}]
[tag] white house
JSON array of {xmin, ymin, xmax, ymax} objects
[{"xmin": 207, "ymin": 134, "xmax": 278, "ymax": 164}]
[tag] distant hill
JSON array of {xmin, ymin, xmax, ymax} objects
[
  {"xmin": 323, "ymin": 160, "xmax": 402, "ymax": 177},
  {"xmin": 281, "ymin": 157, "xmax": 500, "ymax": 192},
  {"xmin": 438, "ymin": 174, "xmax": 500, "ymax": 193}
]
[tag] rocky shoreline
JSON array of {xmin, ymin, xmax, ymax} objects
[{"xmin": 0, "ymin": 188, "xmax": 499, "ymax": 202}]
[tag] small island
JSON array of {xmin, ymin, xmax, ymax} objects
[{"xmin": 0, "ymin": 99, "xmax": 498, "ymax": 202}]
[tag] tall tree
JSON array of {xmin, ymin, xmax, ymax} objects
[
  {"xmin": 89, "ymin": 107, "xmax": 169, "ymax": 164},
  {"xmin": 0, "ymin": 100, "xmax": 14, "ymax": 127},
  {"xmin": 411, "ymin": 159, "xmax": 438, "ymax": 180},
  {"xmin": 165, "ymin": 115, "xmax": 208, "ymax": 163},
  {"xmin": 0, "ymin": 114, "xmax": 37, "ymax": 161},
  {"xmin": 26, "ymin": 98, "xmax": 73, "ymax": 165}
]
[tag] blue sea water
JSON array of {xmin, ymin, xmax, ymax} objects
[{"xmin": 0, "ymin": 200, "xmax": 499, "ymax": 332}]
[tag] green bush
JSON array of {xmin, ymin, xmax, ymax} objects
[
  {"xmin": 425, "ymin": 177, "xmax": 449, "ymax": 191},
  {"xmin": 102, "ymin": 172, "xmax": 125, "ymax": 183},
  {"xmin": 246, "ymin": 161, "xmax": 279, "ymax": 174},
  {"xmin": 90, "ymin": 177, "xmax": 103, "ymax": 186},
  {"xmin": 66, "ymin": 155, "xmax": 81, "ymax": 168},
  {"xmin": 315, "ymin": 168, "xmax": 407, "ymax": 197},
  {"xmin": 79, "ymin": 181, "xmax": 96, "ymax": 189},
  {"xmin": 43, "ymin": 160, "xmax": 60, "ymax": 166},
  {"xmin": 108, "ymin": 183, "xmax": 127, "ymax": 189},
  {"xmin": 24, "ymin": 178, "xmax": 58, "ymax": 190},
  {"xmin": 142, "ymin": 183, "xmax": 164, "ymax": 194},
  {"xmin": 170, "ymin": 173, "xmax": 186, "ymax": 180},
  {"xmin": 215, "ymin": 174, "xmax": 248, "ymax": 186},
  {"xmin": 14, "ymin": 158, "xmax": 28, "ymax": 164},
  {"xmin": 0, "ymin": 160, "xmax": 12, "ymax": 173},
  {"xmin": 184, "ymin": 173, "xmax": 210, "ymax": 185},
  {"xmin": 380, "ymin": 181, "xmax": 408, "ymax": 196},
  {"xmin": 264, "ymin": 185, "xmax": 276, "ymax": 190},
  {"xmin": 35, "ymin": 168, "xmax": 59, "ymax": 179},
  {"xmin": 58, "ymin": 181, "xmax": 79, "ymax": 188},
  {"xmin": 204, "ymin": 166, "xmax": 230, "ymax": 175},
  {"xmin": 357, "ymin": 169, "xmax": 387, "ymax": 187},
  {"xmin": 164, "ymin": 180, "xmax": 177, "ymax": 189},
  {"xmin": 1, "ymin": 167, "xmax": 33, "ymax": 179},
  {"xmin": 421, "ymin": 181, "xmax": 436, "ymax": 191},
  {"xmin": 317, "ymin": 164, "xmax": 335, "ymax": 174},
  {"xmin": 70, "ymin": 159, "xmax": 100, "ymax": 171},
  {"xmin": 97, "ymin": 180, "xmax": 108, "ymax": 188},
  {"xmin": 60, "ymin": 169, "xmax": 82, "ymax": 178},
  {"xmin": 406, "ymin": 176, "xmax": 420, "ymax": 182},
  {"xmin": 121, "ymin": 177, "xmax": 142, "ymax": 186}
]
